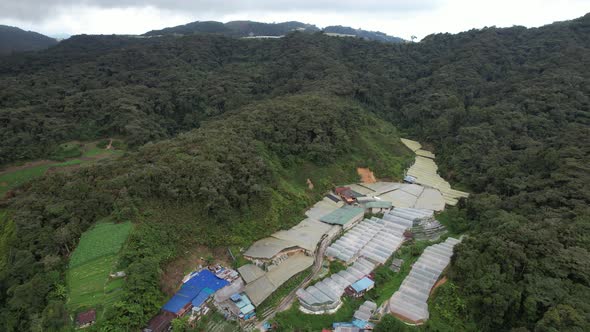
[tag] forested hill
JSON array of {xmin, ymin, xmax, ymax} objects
[
  {"xmin": 0, "ymin": 13, "xmax": 589, "ymax": 332},
  {"xmin": 143, "ymin": 20, "xmax": 319, "ymax": 36},
  {"xmin": 324, "ymin": 25, "xmax": 405, "ymax": 42},
  {"xmin": 0, "ymin": 25, "xmax": 58, "ymax": 55},
  {"xmin": 142, "ymin": 19, "xmax": 405, "ymax": 42}
]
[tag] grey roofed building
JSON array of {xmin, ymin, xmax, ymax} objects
[
  {"xmin": 238, "ymin": 264, "xmax": 266, "ymax": 284},
  {"xmin": 364, "ymin": 200, "xmax": 393, "ymax": 209},
  {"xmin": 243, "ymin": 237, "xmax": 299, "ymax": 259},
  {"xmin": 214, "ymin": 278, "xmax": 245, "ymax": 303},
  {"xmin": 266, "ymin": 254, "xmax": 313, "ymax": 287},
  {"xmin": 243, "ymin": 275, "xmax": 276, "ymax": 306},
  {"xmin": 320, "ymin": 206, "xmax": 365, "ymax": 228},
  {"xmin": 243, "ymin": 253, "xmax": 313, "ymax": 306},
  {"xmin": 272, "ymin": 218, "xmax": 334, "ymax": 252}
]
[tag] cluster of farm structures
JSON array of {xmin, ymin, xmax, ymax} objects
[{"xmin": 145, "ymin": 138, "xmax": 468, "ymax": 331}]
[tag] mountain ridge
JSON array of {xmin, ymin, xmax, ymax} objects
[
  {"xmin": 0, "ymin": 25, "xmax": 58, "ymax": 55},
  {"xmin": 143, "ymin": 19, "xmax": 405, "ymax": 42}
]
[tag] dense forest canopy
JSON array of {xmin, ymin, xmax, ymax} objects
[
  {"xmin": 144, "ymin": 20, "xmax": 319, "ymax": 37},
  {"xmin": 142, "ymin": 19, "xmax": 404, "ymax": 42},
  {"xmin": 0, "ymin": 25, "xmax": 58, "ymax": 55},
  {"xmin": 0, "ymin": 12, "xmax": 589, "ymax": 331}
]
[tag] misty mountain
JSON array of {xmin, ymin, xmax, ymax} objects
[
  {"xmin": 144, "ymin": 20, "xmax": 318, "ymax": 37},
  {"xmin": 324, "ymin": 25, "xmax": 405, "ymax": 43},
  {"xmin": 0, "ymin": 25, "xmax": 58, "ymax": 55},
  {"xmin": 143, "ymin": 20, "xmax": 404, "ymax": 42}
]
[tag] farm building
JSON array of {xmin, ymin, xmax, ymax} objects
[
  {"xmin": 76, "ymin": 309, "xmax": 96, "ymax": 328},
  {"xmin": 305, "ymin": 196, "xmax": 345, "ymax": 220},
  {"xmin": 319, "ymin": 206, "xmax": 365, "ymax": 230},
  {"xmin": 333, "ymin": 324, "xmax": 360, "ymax": 332},
  {"xmin": 243, "ymin": 253, "xmax": 313, "ymax": 306},
  {"xmin": 229, "ymin": 293, "xmax": 256, "ymax": 320},
  {"xmin": 334, "ymin": 186, "xmax": 363, "ymax": 204},
  {"xmin": 243, "ymin": 217, "xmax": 337, "ymax": 268},
  {"xmin": 297, "ymin": 257, "xmax": 375, "ymax": 314},
  {"xmin": 363, "ymin": 200, "xmax": 392, "ymax": 213},
  {"xmin": 388, "ymin": 237, "xmax": 461, "ymax": 324},
  {"xmin": 243, "ymin": 237, "xmax": 304, "ymax": 266},
  {"xmin": 345, "ymin": 276, "xmax": 374, "ymax": 298},
  {"xmin": 162, "ymin": 269, "xmax": 229, "ymax": 317}
]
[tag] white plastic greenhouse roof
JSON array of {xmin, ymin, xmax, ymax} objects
[
  {"xmin": 388, "ymin": 237, "xmax": 461, "ymax": 323},
  {"xmin": 297, "ymin": 257, "xmax": 376, "ymax": 309}
]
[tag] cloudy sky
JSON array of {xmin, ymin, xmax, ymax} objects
[{"xmin": 1, "ymin": 0, "xmax": 589, "ymax": 40}]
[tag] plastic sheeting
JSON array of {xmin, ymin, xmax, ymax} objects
[
  {"xmin": 297, "ymin": 258, "xmax": 376, "ymax": 312},
  {"xmin": 388, "ymin": 237, "xmax": 461, "ymax": 323}
]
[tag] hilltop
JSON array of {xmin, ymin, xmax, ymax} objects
[
  {"xmin": 143, "ymin": 19, "xmax": 405, "ymax": 42},
  {"xmin": 0, "ymin": 25, "xmax": 58, "ymax": 55}
]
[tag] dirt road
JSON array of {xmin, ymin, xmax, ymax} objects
[{"xmin": 256, "ymin": 233, "xmax": 331, "ymax": 329}]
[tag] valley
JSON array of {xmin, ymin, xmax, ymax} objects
[{"xmin": 0, "ymin": 11, "xmax": 588, "ymax": 332}]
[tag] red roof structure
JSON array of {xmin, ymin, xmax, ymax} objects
[
  {"xmin": 335, "ymin": 187, "xmax": 356, "ymax": 204},
  {"xmin": 76, "ymin": 309, "xmax": 96, "ymax": 327}
]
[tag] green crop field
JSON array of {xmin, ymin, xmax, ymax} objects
[
  {"xmin": 67, "ymin": 220, "xmax": 132, "ymax": 313},
  {"xmin": 0, "ymin": 159, "xmax": 82, "ymax": 197},
  {"xmin": 69, "ymin": 221, "xmax": 132, "ymax": 268},
  {"xmin": 0, "ymin": 140, "xmax": 124, "ymax": 198}
]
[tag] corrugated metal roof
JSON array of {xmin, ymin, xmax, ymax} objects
[
  {"xmin": 320, "ymin": 206, "xmax": 364, "ymax": 226},
  {"xmin": 238, "ymin": 264, "xmax": 265, "ymax": 284},
  {"xmin": 364, "ymin": 201, "xmax": 392, "ymax": 208},
  {"xmin": 351, "ymin": 277, "xmax": 374, "ymax": 293},
  {"xmin": 243, "ymin": 237, "xmax": 297, "ymax": 259}
]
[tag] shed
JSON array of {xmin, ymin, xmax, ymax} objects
[
  {"xmin": 76, "ymin": 309, "xmax": 96, "ymax": 328},
  {"xmin": 243, "ymin": 237, "xmax": 299, "ymax": 260},
  {"xmin": 320, "ymin": 206, "xmax": 365, "ymax": 230},
  {"xmin": 162, "ymin": 269, "xmax": 229, "ymax": 315},
  {"xmin": 347, "ymin": 277, "xmax": 374, "ymax": 297},
  {"xmin": 238, "ymin": 264, "xmax": 266, "ymax": 283}
]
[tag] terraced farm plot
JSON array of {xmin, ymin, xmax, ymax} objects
[
  {"xmin": 0, "ymin": 159, "xmax": 82, "ymax": 197},
  {"xmin": 67, "ymin": 221, "xmax": 132, "ymax": 312}
]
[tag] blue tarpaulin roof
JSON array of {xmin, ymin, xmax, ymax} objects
[
  {"xmin": 333, "ymin": 322, "xmax": 356, "ymax": 328},
  {"xmin": 352, "ymin": 319, "xmax": 374, "ymax": 329},
  {"xmin": 191, "ymin": 288, "xmax": 214, "ymax": 308},
  {"xmin": 162, "ymin": 270, "xmax": 229, "ymax": 314},
  {"xmin": 230, "ymin": 293, "xmax": 241, "ymax": 302},
  {"xmin": 351, "ymin": 277, "xmax": 374, "ymax": 293}
]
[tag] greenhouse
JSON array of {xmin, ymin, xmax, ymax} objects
[
  {"xmin": 297, "ymin": 257, "xmax": 376, "ymax": 314},
  {"xmin": 388, "ymin": 237, "xmax": 461, "ymax": 323}
]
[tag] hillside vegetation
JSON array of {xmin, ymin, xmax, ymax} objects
[
  {"xmin": 0, "ymin": 13, "xmax": 589, "ymax": 331},
  {"xmin": 0, "ymin": 95, "xmax": 412, "ymax": 330},
  {"xmin": 0, "ymin": 25, "xmax": 57, "ymax": 55}
]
